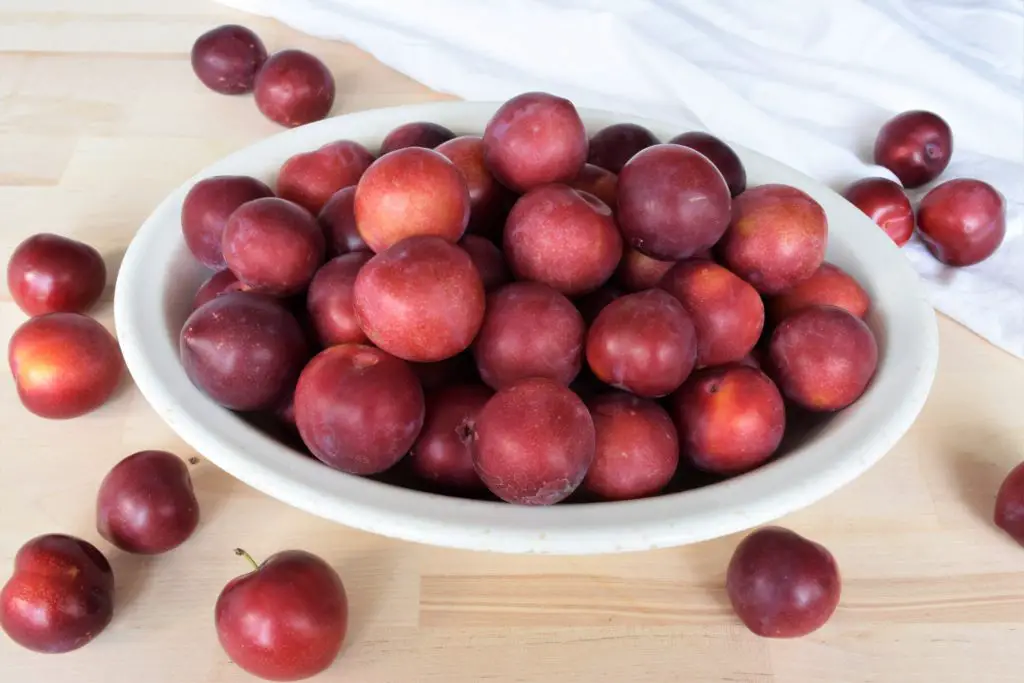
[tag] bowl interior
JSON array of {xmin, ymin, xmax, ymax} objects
[{"xmin": 115, "ymin": 102, "xmax": 938, "ymax": 554}]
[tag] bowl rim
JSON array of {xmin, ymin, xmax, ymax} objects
[{"xmin": 114, "ymin": 100, "xmax": 939, "ymax": 555}]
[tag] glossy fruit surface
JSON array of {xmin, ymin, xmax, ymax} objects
[
  {"xmin": 873, "ymin": 110, "xmax": 952, "ymax": 188},
  {"xmin": 669, "ymin": 131, "xmax": 747, "ymax": 196},
  {"xmin": 9, "ymin": 313, "xmax": 122, "ymax": 419},
  {"xmin": 222, "ymin": 197, "xmax": 325, "ymax": 296},
  {"xmin": 306, "ymin": 253, "xmax": 372, "ymax": 347},
  {"xmin": 216, "ymin": 550, "xmax": 347, "ymax": 681},
  {"xmin": 768, "ymin": 305, "xmax": 878, "ymax": 412},
  {"xmin": 180, "ymin": 293, "xmax": 307, "ymax": 411},
  {"xmin": 0, "ymin": 534, "xmax": 114, "ymax": 653},
  {"xmin": 435, "ymin": 135, "xmax": 511, "ymax": 234},
  {"xmin": 585, "ymin": 289, "xmax": 697, "ymax": 397},
  {"xmin": 727, "ymin": 527, "xmax": 841, "ymax": 638},
  {"xmin": 841, "ymin": 177, "xmax": 914, "ymax": 246},
  {"xmin": 294, "ymin": 344, "xmax": 424, "ymax": 474},
  {"xmin": 318, "ymin": 186, "xmax": 369, "ymax": 257},
  {"xmin": 191, "ymin": 24, "xmax": 267, "ymax": 94},
  {"xmin": 917, "ymin": 178, "xmax": 1005, "ymax": 266},
  {"xmin": 482, "ymin": 91, "xmax": 588, "ymax": 192},
  {"xmin": 96, "ymin": 450, "xmax": 200, "ymax": 554},
  {"xmin": 276, "ymin": 140, "xmax": 374, "ymax": 214},
  {"xmin": 995, "ymin": 462, "xmax": 1024, "ymax": 547},
  {"xmin": 254, "ymin": 50, "xmax": 335, "ymax": 128},
  {"xmin": 181, "ymin": 175, "xmax": 274, "ymax": 270},
  {"xmin": 7, "ymin": 234, "xmax": 106, "ymax": 316},
  {"xmin": 587, "ymin": 123, "xmax": 658, "ymax": 174},
  {"xmin": 617, "ymin": 144, "xmax": 731, "ymax": 260},
  {"xmin": 380, "ymin": 121, "xmax": 455, "ymax": 155}
]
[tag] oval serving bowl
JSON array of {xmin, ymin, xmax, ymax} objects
[{"xmin": 114, "ymin": 101, "xmax": 939, "ymax": 555}]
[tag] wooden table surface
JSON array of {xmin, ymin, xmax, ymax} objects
[{"xmin": 2, "ymin": 1, "xmax": 1023, "ymax": 681}]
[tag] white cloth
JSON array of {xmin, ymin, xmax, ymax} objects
[{"xmin": 220, "ymin": 0, "xmax": 1024, "ymax": 358}]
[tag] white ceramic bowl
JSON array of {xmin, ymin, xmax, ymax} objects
[{"xmin": 115, "ymin": 101, "xmax": 938, "ymax": 555}]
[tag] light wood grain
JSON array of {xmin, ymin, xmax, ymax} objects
[{"xmin": 1, "ymin": 2, "xmax": 1023, "ymax": 681}]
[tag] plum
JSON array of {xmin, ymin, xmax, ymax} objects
[
  {"xmin": 569, "ymin": 163, "xmax": 618, "ymax": 211},
  {"xmin": 318, "ymin": 186, "xmax": 369, "ymax": 257},
  {"xmin": 573, "ymin": 285, "xmax": 622, "ymax": 325},
  {"xmin": 222, "ymin": 197, "xmax": 325, "ymax": 296},
  {"xmin": 615, "ymin": 248, "xmax": 675, "ymax": 292},
  {"xmin": 482, "ymin": 91, "xmax": 588, "ymax": 192},
  {"xmin": 9, "ymin": 313, "xmax": 122, "ymax": 419},
  {"xmin": 409, "ymin": 384, "xmax": 491, "ymax": 493},
  {"xmin": 719, "ymin": 184, "xmax": 827, "ymax": 295},
  {"xmin": 586, "ymin": 289, "xmax": 697, "ymax": 397},
  {"xmin": 470, "ymin": 378, "xmax": 595, "ymax": 505},
  {"xmin": 410, "ymin": 352, "xmax": 478, "ymax": 391},
  {"xmin": 354, "ymin": 236, "xmax": 484, "ymax": 362},
  {"xmin": 306, "ymin": 252, "xmax": 372, "ymax": 347},
  {"xmin": 995, "ymin": 461, "xmax": 1024, "ymax": 547},
  {"xmin": 7, "ymin": 233, "xmax": 106, "ymax": 316},
  {"xmin": 0, "ymin": 534, "xmax": 114, "ymax": 653},
  {"xmin": 841, "ymin": 177, "xmax": 914, "ymax": 247},
  {"xmin": 768, "ymin": 305, "xmax": 878, "ymax": 411},
  {"xmin": 659, "ymin": 259, "xmax": 764, "ymax": 368},
  {"xmin": 380, "ymin": 121, "xmax": 455, "ymax": 155},
  {"xmin": 473, "ymin": 282, "xmax": 584, "ymax": 389},
  {"xmin": 216, "ymin": 549, "xmax": 347, "ymax": 681},
  {"xmin": 587, "ymin": 123, "xmax": 658, "ymax": 174},
  {"xmin": 460, "ymin": 235, "xmax": 510, "ymax": 291},
  {"xmin": 874, "ymin": 110, "xmax": 952, "ymax": 188},
  {"xmin": 190, "ymin": 24, "xmax": 267, "ymax": 95},
  {"xmin": 727, "ymin": 527, "xmax": 841, "ymax": 638},
  {"xmin": 181, "ymin": 175, "xmax": 274, "ymax": 270},
  {"xmin": 669, "ymin": 131, "xmax": 747, "ymax": 197},
  {"xmin": 96, "ymin": 450, "xmax": 199, "ymax": 554},
  {"xmin": 436, "ymin": 135, "xmax": 511, "ymax": 235},
  {"xmin": 504, "ymin": 184, "xmax": 622, "ymax": 295},
  {"xmin": 617, "ymin": 144, "xmax": 731, "ymax": 260},
  {"xmin": 582, "ymin": 392, "xmax": 679, "ymax": 500},
  {"xmin": 917, "ymin": 178, "xmax": 1005, "ymax": 266},
  {"xmin": 294, "ymin": 344, "xmax": 424, "ymax": 474},
  {"xmin": 276, "ymin": 140, "xmax": 374, "ymax": 214},
  {"xmin": 769, "ymin": 262, "xmax": 870, "ymax": 322},
  {"xmin": 739, "ymin": 353, "xmax": 761, "ymax": 370},
  {"xmin": 354, "ymin": 147, "xmax": 470, "ymax": 252},
  {"xmin": 192, "ymin": 269, "xmax": 244, "ymax": 311},
  {"xmin": 180, "ymin": 292, "xmax": 307, "ymax": 411},
  {"xmin": 671, "ymin": 365, "xmax": 785, "ymax": 474},
  {"xmin": 254, "ymin": 49, "xmax": 335, "ymax": 128}
]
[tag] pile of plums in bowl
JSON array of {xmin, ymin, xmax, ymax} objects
[{"xmin": 176, "ymin": 90, "xmax": 896, "ymax": 509}]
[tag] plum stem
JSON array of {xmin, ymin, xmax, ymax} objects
[{"xmin": 234, "ymin": 548, "xmax": 259, "ymax": 570}]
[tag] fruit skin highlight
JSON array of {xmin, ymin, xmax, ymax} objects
[
  {"xmin": 7, "ymin": 234, "xmax": 107, "ymax": 316},
  {"xmin": 9, "ymin": 313, "xmax": 123, "ymax": 419},
  {"xmin": 96, "ymin": 450, "xmax": 200, "ymax": 555},
  {"xmin": 215, "ymin": 549, "xmax": 348, "ymax": 681},
  {"xmin": 0, "ymin": 534, "xmax": 114, "ymax": 654},
  {"xmin": 726, "ymin": 527, "xmax": 841, "ymax": 638}
]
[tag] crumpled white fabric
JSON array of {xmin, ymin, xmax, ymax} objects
[{"xmin": 220, "ymin": 0, "xmax": 1024, "ymax": 358}]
